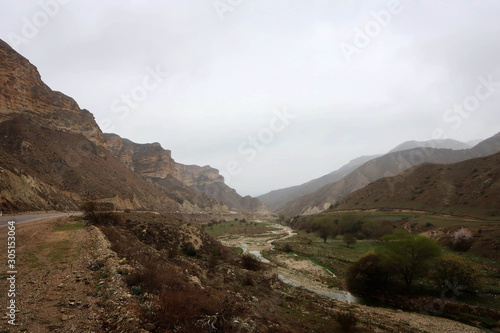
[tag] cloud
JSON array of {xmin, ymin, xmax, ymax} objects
[{"xmin": 1, "ymin": 0, "xmax": 499, "ymax": 196}]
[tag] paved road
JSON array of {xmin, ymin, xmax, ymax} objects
[{"xmin": 0, "ymin": 212, "xmax": 74, "ymax": 227}]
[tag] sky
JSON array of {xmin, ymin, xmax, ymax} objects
[{"xmin": 1, "ymin": 0, "xmax": 500, "ymax": 197}]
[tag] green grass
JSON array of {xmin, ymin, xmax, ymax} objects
[
  {"xmin": 204, "ymin": 220, "xmax": 281, "ymax": 238},
  {"xmin": 53, "ymin": 221, "xmax": 85, "ymax": 232}
]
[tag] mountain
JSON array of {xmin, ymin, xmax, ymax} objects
[
  {"xmin": 388, "ymin": 139, "xmax": 470, "ymax": 153},
  {"xmin": 257, "ymin": 155, "xmax": 380, "ymax": 211},
  {"xmin": 279, "ymin": 133, "xmax": 500, "ymax": 216},
  {"xmin": 105, "ymin": 134, "xmax": 264, "ymax": 212},
  {"xmin": 0, "ymin": 39, "xmax": 257, "ymax": 214},
  {"xmin": 336, "ymin": 152, "xmax": 500, "ymax": 217}
]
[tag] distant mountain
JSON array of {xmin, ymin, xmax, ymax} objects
[
  {"xmin": 279, "ymin": 133, "xmax": 500, "ymax": 216},
  {"xmin": 337, "ymin": 152, "xmax": 500, "ymax": 218},
  {"xmin": 105, "ymin": 133, "xmax": 264, "ymax": 212},
  {"xmin": 0, "ymin": 39, "xmax": 260, "ymax": 214},
  {"xmin": 389, "ymin": 139, "xmax": 470, "ymax": 153},
  {"xmin": 258, "ymin": 155, "xmax": 380, "ymax": 211}
]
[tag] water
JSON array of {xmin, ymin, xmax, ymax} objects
[{"xmin": 278, "ymin": 274, "xmax": 362, "ymax": 304}]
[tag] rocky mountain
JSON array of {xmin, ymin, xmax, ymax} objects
[
  {"xmin": 258, "ymin": 155, "xmax": 380, "ymax": 211},
  {"xmin": 0, "ymin": 39, "xmax": 258, "ymax": 214},
  {"xmin": 388, "ymin": 139, "xmax": 471, "ymax": 153},
  {"xmin": 279, "ymin": 133, "xmax": 500, "ymax": 216},
  {"xmin": 104, "ymin": 134, "xmax": 264, "ymax": 212},
  {"xmin": 337, "ymin": 151, "xmax": 500, "ymax": 218}
]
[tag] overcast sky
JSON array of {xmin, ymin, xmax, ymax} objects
[{"xmin": 1, "ymin": 0, "xmax": 500, "ymax": 196}]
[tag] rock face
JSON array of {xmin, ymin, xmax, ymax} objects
[
  {"xmin": 0, "ymin": 39, "xmax": 224, "ymax": 214},
  {"xmin": 104, "ymin": 134, "xmax": 265, "ymax": 212},
  {"xmin": 175, "ymin": 164, "xmax": 224, "ymax": 187},
  {"xmin": 0, "ymin": 39, "xmax": 104, "ymax": 145}
]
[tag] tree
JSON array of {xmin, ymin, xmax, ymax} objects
[
  {"xmin": 376, "ymin": 230, "xmax": 442, "ymax": 289},
  {"xmin": 347, "ymin": 251, "xmax": 388, "ymax": 296},
  {"xmin": 343, "ymin": 234, "xmax": 357, "ymax": 248},
  {"xmin": 338, "ymin": 212, "xmax": 361, "ymax": 234},
  {"xmin": 277, "ymin": 213, "xmax": 286, "ymax": 223},
  {"xmin": 312, "ymin": 217, "xmax": 337, "ymax": 243},
  {"xmin": 452, "ymin": 228, "xmax": 474, "ymax": 252},
  {"xmin": 431, "ymin": 254, "xmax": 484, "ymax": 295}
]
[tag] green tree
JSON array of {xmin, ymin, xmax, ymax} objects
[
  {"xmin": 431, "ymin": 254, "xmax": 484, "ymax": 295},
  {"xmin": 347, "ymin": 251, "xmax": 388, "ymax": 296},
  {"xmin": 376, "ymin": 230, "xmax": 441, "ymax": 289},
  {"xmin": 312, "ymin": 217, "xmax": 337, "ymax": 243},
  {"xmin": 338, "ymin": 212, "xmax": 361, "ymax": 234},
  {"xmin": 343, "ymin": 234, "xmax": 357, "ymax": 248},
  {"xmin": 277, "ymin": 213, "xmax": 286, "ymax": 223}
]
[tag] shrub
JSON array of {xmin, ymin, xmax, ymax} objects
[
  {"xmin": 335, "ymin": 310, "xmax": 358, "ymax": 331},
  {"xmin": 81, "ymin": 201, "xmax": 123, "ymax": 226},
  {"xmin": 282, "ymin": 243, "xmax": 293, "ymax": 253},
  {"xmin": 431, "ymin": 254, "xmax": 484, "ymax": 295},
  {"xmin": 343, "ymin": 234, "xmax": 357, "ymax": 248},
  {"xmin": 241, "ymin": 253, "xmax": 262, "ymax": 271},
  {"xmin": 182, "ymin": 243, "xmax": 197, "ymax": 257},
  {"xmin": 452, "ymin": 228, "xmax": 473, "ymax": 252},
  {"xmin": 346, "ymin": 251, "xmax": 387, "ymax": 296}
]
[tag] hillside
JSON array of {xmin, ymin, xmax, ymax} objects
[
  {"xmin": 258, "ymin": 155, "xmax": 379, "ymax": 211},
  {"xmin": 0, "ymin": 39, "xmax": 257, "ymax": 214},
  {"xmin": 105, "ymin": 134, "xmax": 264, "ymax": 212},
  {"xmin": 336, "ymin": 152, "xmax": 500, "ymax": 217},
  {"xmin": 280, "ymin": 133, "xmax": 500, "ymax": 216},
  {"xmin": 389, "ymin": 139, "xmax": 471, "ymax": 153}
]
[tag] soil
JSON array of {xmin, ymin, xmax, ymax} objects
[{"xmin": 0, "ymin": 217, "xmax": 143, "ymax": 332}]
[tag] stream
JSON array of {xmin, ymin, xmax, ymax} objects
[{"xmin": 223, "ymin": 221, "xmax": 362, "ymax": 305}]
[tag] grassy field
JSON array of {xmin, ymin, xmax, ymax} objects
[{"xmin": 203, "ymin": 219, "xmax": 281, "ymax": 238}]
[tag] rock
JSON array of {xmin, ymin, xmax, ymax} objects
[{"xmin": 145, "ymin": 323, "xmax": 156, "ymax": 331}]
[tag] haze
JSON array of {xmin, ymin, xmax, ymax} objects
[{"xmin": 1, "ymin": 0, "xmax": 500, "ymax": 196}]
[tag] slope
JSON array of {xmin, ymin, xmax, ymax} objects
[
  {"xmin": 258, "ymin": 155, "xmax": 380, "ymax": 211},
  {"xmin": 280, "ymin": 133, "xmax": 500, "ymax": 216},
  {"xmin": 337, "ymin": 152, "xmax": 500, "ymax": 218}
]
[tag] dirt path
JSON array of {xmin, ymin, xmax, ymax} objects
[{"xmin": 0, "ymin": 217, "xmax": 102, "ymax": 332}]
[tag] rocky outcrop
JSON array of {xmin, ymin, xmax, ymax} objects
[
  {"xmin": 0, "ymin": 39, "xmax": 104, "ymax": 145},
  {"xmin": 104, "ymin": 134, "xmax": 264, "ymax": 212},
  {"xmin": 175, "ymin": 164, "xmax": 224, "ymax": 187},
  {"xmin": 104, "ymin": 134, "xmax": 176, "ymax": 178}
]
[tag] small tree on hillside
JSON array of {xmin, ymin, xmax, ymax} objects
[
  {"xmin": 431, "ymin": 254, "xmax": 484, "ymax": 295},
  {"xmin": 343, "ymin": 234, "xmax": 357, "ymax": 248},
  {"xmin": 312, "ymin": 217, "xmax": 337, "ymax": 243},
  {"xmin": 452, "ymin": 228, "xmax": 474, "ymax": 252},
  {"xmin": 377, "ymin": 230, "xmax": 442, "ymax": 290}
]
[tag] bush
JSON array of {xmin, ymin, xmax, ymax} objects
[
  {"xmin": 431, "ymin": 254, "xmax": 484, "ymax": 295},
  {"xmin": 346, "ymin": 251, "xmax": 387, "ymax": 296},
  {"xmin": 182, "ymin": 243, "xmax": 197, "ymax": 257},
  {"xmin": 452, "ymin": 228, "xmax": 473, "ymax": 252},
  {"xmin": 335, "ymin": 310, "xmax": 358, "ymax": 331},
  {"xmin": 282, "ymin": 243, "xmax": 293, "ymax": 253},
  {"xmin": 81, "ymin": 201, "xmax": 123, "ymax": 226},
  {"xmin": 241, "ymin": 253, "xmax": 262, "ymax": 271},
  {"xmin": 343, "ymin": 234, "xmax": 357, "ymax": 248}
]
